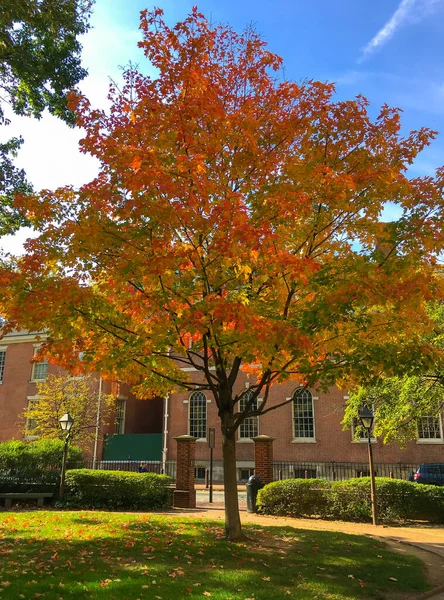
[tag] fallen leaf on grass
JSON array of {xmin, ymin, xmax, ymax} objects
[{"xmin": 389, "ymin": 577, "xmax": 398, "ymax": 582}]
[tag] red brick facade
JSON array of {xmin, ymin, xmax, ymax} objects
[
  {"xmin": 253, "ymin": 436, "xmax": 275, "ymax": 485},
  {"xmin": 1, "ymin": 333, "xmax": 443, "ymax": 480},
  {"xmin": 165, "ymin": 370, "xmax": 444, "ymax": 481},
  {"xmin": 0, "ymin": 332, "xmax": 162, "ymax": 459},
  {"xmin": 173, "ymin": 435, "xmax": 197, "ymax": 508}
]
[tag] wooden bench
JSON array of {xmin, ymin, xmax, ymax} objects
[{"xmin": 0, "ymin": 493, "xmax": 54, "ymax": 508}]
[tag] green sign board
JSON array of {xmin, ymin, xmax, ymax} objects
[{"xmin": 103, "ymin": 434, "xmax": 162, "ymax": 461}]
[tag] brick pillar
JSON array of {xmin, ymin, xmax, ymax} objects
[
  {"xmin": 253, "ymin": 435, "xmax": 275, "ymax": 485},
  {"xmin": 173, "ymin": 435, "xmax": 197, "ymax": 508}
]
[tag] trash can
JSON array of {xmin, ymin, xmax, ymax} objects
[{"xmin": 246, "ymin": 475, "xmax": 264, "ymax": 513}]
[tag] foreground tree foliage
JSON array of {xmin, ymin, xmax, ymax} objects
[
  {"xmin": 345, "ymin": 303, "xmax": 444, "ymax": 445},
  {"xmin": 23, "ymin": 373, "xmax": 114, "ymax": 448},
  {"xmin": 1, "ymin": 9, "xmax": 444, "ymax": 539},
  {"xmin": 0, "ymin": 0, "xmax": 93, "ymax": 235}
]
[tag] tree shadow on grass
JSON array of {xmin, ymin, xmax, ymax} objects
[{"xmin": 0, "ymin": 513, "xmax": 430, "ymax": 600}]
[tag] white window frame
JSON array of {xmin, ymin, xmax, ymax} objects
[
  {"xmin": 291, "ymin": 387, "xmax": 316, "ymax": 443},
  {"xmin": 31, "ymin": 345, "xmax": 48, "ymax": 382},
  {"xmin": 238, "ymin": 389, "xmax": 259, "ymax": 441},
  {"xmin": 0, "ymin": 346, "xmax": 6, "ymax": 384},
  {"xmin": 417, "ymin": 415, "xmax": 444, "ymax": 444},
  {"xmin": 114, "ymin": 398, "xmax": 127, "ymax": 435},
  {"xmin": 188, "ymin": 391, "xmax": 207, "ymax": 440}
]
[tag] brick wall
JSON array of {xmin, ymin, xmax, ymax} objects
[
  {"xmin": 2, "ymin": 335, "xmax": 443, "ymax": 471},
  {"xmin": 0, "ymin": 336, "xmax": 66, "ymax": 442},
  {"xmin": 166, "ymin": 370, "xmax": 444, "ymax": 468},
  {"xmin": 0, "ymin": 335, "xmax": 164, "ymax": 461}
]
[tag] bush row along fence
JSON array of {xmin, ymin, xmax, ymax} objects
[
  {"xmin": 257, "ymin": 477, "xmax": 444, "ymax": 524},
  {"xmin": 64, "ymin": 470, "xmax": 171, "ymax": 510},
  {"xmin": 66, "ymin": 460, "xmax": 416, "ymax": 482},
  {"xmin": 79, "ymin": 460, "xmax": 417, "ymax": 482},
  {"xmin": 0, "ymin": 455, "xmax": 418, "ymax": 495}
]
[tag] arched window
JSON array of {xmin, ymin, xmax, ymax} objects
[
  {"xmin": 292, "ymin": 388, "xmax": 315, "ymax": 440},
  {"xmin": 189, "ymin": 391, "xmax": 207, "ymax": 439},
  {"xmin": 239, "ymin": 389, "xmax": 258, "ymax": 439}
]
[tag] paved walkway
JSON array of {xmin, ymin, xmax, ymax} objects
[{"xmin": 171, "ymin": 496, "xmax": 444, "ymax": 599}]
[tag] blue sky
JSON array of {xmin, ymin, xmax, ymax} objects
[{"xmin": 2, "ymin": 0, "xmax": 444, "ymax": 252}]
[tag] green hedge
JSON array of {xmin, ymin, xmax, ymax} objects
[
  {"xmin": 254, "ymin": 479, "xmax": 330, "ymax": 518},
  {"xmin": 64, "ymin": 469, "xmax": 172, "ymax": 510},
  {"xmin": 0, "ymin": 439, "xmax": 83, "ymax": 493},
  {"xmin": 257, "ymin": 477, "xmax": 444, "ymax": 524}
]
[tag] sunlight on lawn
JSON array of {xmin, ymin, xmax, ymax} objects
[{"xmin": 0, "ymin": 511, "xmax": 429, "ymax": 599}]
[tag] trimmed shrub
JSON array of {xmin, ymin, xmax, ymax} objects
[
  {"xmin": 0, "ymin": 439, "xmax": 83, "ymax": 493},
  {"xmin": 257, "ymin": 477, "xmax": 444, "ymax": 524},
  {"xmin": 256, "ymin": 479, "xmax": 330, "ymax": 518},
  {"xmin": 64, "ymin": 469, "xmax": 172, "ymax": 510},
  {"xmin": 328, "ymin": 478, "xmax": 372, "ymax": 522},
  {"xmin": 413, "ymin": 484, "xmax": 444, "ymax": 523}
]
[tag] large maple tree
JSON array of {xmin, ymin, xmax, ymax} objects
[{"xmin": 1, "ymin": 8, "xmax": 444, "ymax": 540}]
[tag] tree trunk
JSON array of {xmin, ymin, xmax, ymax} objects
[{"xmin": 221, "ymin": 412, "xmax": 245, "ymax": 541}]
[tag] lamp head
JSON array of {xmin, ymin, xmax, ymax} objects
[
  {"xmin": 358, "ymin": 405, "xmax": 374, "ymax": 431},
  {"xmin": 59, "ymin": 412, "xmax": 74, "ymax": 432}
]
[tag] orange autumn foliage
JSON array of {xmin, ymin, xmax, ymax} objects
[{"xmin": 1, "ymin": 7, "xmax": 444, "ymax": 539}]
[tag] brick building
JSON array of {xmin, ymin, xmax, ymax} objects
[
  {"xmin": 165, "ymin": 369, "xmax": 444, "ymax": 482},
  {"xmin": 0, "ymin": 331, "xmax": 163, "ymax": 461},
  {"xmin": 0, "ymin": 332, "xmax": 443, "ymax": 480}
]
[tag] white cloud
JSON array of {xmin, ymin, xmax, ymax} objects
[{"xmin": 361, "ymin": 0, "xmax": 442, "ymax": 60}]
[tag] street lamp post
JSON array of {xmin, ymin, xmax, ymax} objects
[
  {"xmin": 208, "ymin": 428, "xmax": 215, "ymax": 503},
  {"xmin": 358, "ymin": 406, "xmax": 378, "ymax": 526},
  {"xmin": 58, "ymin": 412, "xmax": 74, "ymax": 499}
]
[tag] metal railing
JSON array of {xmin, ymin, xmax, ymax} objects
[
  {"xmin": 67, "ymin": 460, "xmax": 164, "ymax": 474},
  {"xmin": 61, "ymin": 459, "xmax": 417, "ymax": 483},
  {"xmin": 272, "ymin": 461, "xmax": 417, "ymax": 482}
]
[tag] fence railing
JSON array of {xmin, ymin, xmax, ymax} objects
[
  {"xmin": 64, "ymin": 460, "xmax": 418, "ymax": 483},
  {"xmin": 67, "ymin": 460, "xmax": 164, "ymax": 474},
  {"xmin": 272, "ymin": 461, "xmax": 417, "ymax": 482}
]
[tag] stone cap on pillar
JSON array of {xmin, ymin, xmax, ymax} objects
[
  {"xmin": 252, "ymin": 435, "xmax": 276, "ymax": 443},
  {"xmin": 174, "ymin": 435, "xmax": 198, "ymax": 442}
]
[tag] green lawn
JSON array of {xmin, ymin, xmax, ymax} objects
[{"xmin": 0, "ymin": 511, "xmax": 429, "ymax": 599}]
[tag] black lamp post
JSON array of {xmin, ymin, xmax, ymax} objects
[
  {"xmin": 358, "ymin": 405, "xmax": 378, "ymax": 526},
  {"xmin": 58, "ymin": 412, "xmax": 74, "ymax": 499},
  {"xmin": 208, "ymin": 428, "xmax": 215, "ymax": 503}
]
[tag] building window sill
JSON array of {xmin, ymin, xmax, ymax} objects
[
  {"xmin": 292, "ymin": 438, "xmax": 316, "ymax": 444},
  {"xmin": 351, "ymin": 439, "xmax": 377, "ymax": 444},
  {"xmin": 416, "ymin": 439, "xmax": 444, "ymax": 444},
  {"xmin": 196, "ymin": 438, "xmax": 207, "ymax": 442},
  {"xmin": 237, "ymin": 439, "xmax": 254, "ymax": 443}
]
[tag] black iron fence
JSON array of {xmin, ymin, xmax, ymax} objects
[
  {"xmin": 67, "ymin": 460, "xmax": 165, "ymax": 474},
  {"xmin": 62, "ymin": 460, "xmax": 418, "ymax": 483},
  {"xmin": 273, "ymin": 461, "xmax": 417, "ymax": 482}
]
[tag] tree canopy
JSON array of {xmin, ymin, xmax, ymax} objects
[
  {"xmin": 1, "ymin": 8, "xmax": 444, "ymax": 538},
  {"xmin": 23, "ymin": 373, "xmax": 114, "ymax": 448},
  {"xmin": 344, "ymin": 302, "xmax": 444, "ymax": 446},
  {"xmin": 0, "ymin": 0, "xmax": 93, "ymax": 235}
]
